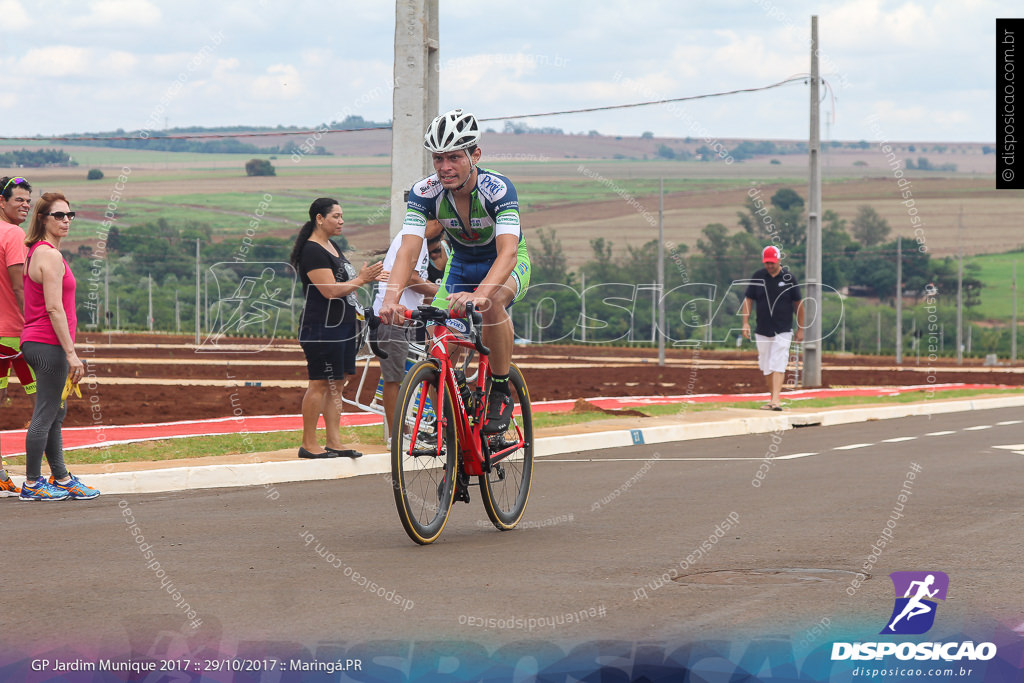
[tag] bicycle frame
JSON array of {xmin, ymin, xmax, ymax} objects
[{"xmin": 402, "ymin": 314, "xmax": 527, "ymax": 477}]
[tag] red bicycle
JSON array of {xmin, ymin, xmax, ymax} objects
[{"xmin": 368, "ymin": 304, "xmax": 534, "ymax": 545}]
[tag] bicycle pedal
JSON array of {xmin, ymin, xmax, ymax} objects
[{"xmin": 454, "ymin": 471, "xmax": 471, "ymax": 504}]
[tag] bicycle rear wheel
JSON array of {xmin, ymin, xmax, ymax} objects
[
  {"xmin": 391, "ymin": 360, "xmax": 458, "ymax": 545},
  {"xmin": 479, "ymin": 363, "xmax": 533, "ymax": 529}
]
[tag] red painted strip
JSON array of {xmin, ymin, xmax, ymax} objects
[{"xmin": 0, "ymin": 384, "xmax": 1010, "ymax": 456}]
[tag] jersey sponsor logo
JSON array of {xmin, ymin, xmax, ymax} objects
[
  {"xmin": 494, "ymin": 198, "xmax": 518, "ymax": 213},
  {"xmin": 405, "ymin": 212, "xmax": 427, "ymax": 228},
  {"xmin": 477, "ymin": 173, "xmax": 507, "ymax": 199},
  {"xmin": 415, "ymin": 178, "xmax": 443, "ymax": 197},
  {"xmin": 495, "ymin": 213, "xmax": 518, "ymax": 226}
]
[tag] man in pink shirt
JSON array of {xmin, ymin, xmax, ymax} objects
[{"xmin": 0, "ymin": 176, "xmax": 35, "ymax": 496}]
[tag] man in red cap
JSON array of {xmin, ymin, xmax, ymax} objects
[{"xmin": 740, "ymin": 245, "xmax": 804, "ymax": 410}]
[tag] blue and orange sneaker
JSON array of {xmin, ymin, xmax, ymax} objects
[
  {"xmin": 0, "ymin": 475, "xmax": 20, "ymax": 497},
  {"xmin": 48, "ymin": 473, "xmax": 100, "ymax": 500},
  {"xmin": 19, "ymin": 478, "xmax": 70, "ymax": 501}
]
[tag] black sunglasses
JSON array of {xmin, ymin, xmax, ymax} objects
[{"xmin": 48, "ymin": 211, "xmax": 76, "ymax": 221}]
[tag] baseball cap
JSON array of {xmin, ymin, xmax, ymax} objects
[{"xmin": 762, "ymin": 246, "xmax": 781, "ymax": 263}]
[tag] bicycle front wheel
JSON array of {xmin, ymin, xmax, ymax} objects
[
  {"xmin": 391, "ymin": 360, "xmax": 458, "ymax": 545},
  {"xmin": 479, "ymin": 363, "xmax": 534, "ymax": 530}
]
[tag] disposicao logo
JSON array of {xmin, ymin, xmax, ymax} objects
[
  {"xmin": 881, "ymin": 571, "xmax": 948, "ymax": 635},
  {"xmin": 831, "ymin": 571, "xmax": 997, "ymax": 663}
]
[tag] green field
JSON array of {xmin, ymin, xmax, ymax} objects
[{"xmin": 965, "ymin": 250, "xmax": 1024, "ymax": 321}]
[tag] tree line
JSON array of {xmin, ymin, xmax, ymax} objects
[{"xmin": 67, "ymin": 190, "xmax": 1001, "ymax": 356}]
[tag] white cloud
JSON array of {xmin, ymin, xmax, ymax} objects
[
  {"xmin": 0, "ymin": 0, "xmax": 30, "ymax": 25},
  {"xmin": 251, "ymin": 64, "xmax": 303, "ymax": 101},
  {"xmin": 19, "ymin": 46, "xmax": 90, "ymax": 77},
  {"xmin": 78, "ymin": 0, "xmax": 162, "ymax": 27}
]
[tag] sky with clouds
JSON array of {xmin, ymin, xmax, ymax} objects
[{"xmin": 0, "ymin": 0, "xmax": 1011, "ymax": 142}]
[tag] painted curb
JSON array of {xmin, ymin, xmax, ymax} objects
[{"xmin": 77, "ymin": 394, "xmax": 1024, "ymax": 496}]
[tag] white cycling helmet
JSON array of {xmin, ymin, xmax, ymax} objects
[{"xmin": 423, "ymin": 108, "xmax": 480, "ymax": 153}]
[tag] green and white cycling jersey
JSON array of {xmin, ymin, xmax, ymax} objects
[{"xmin": 400, "ymin": 167, "xmax": 524, "ymax": 263}]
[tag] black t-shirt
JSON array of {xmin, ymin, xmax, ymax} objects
[
  {"xmin": 744, "ymin": 267, "xmax": 802, "ymax": 337},
  {"xmin": 298, "ymin": 239, "xmax": 357, "ymax": 339}
]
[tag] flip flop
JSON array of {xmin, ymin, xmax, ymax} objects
[
  {"xmin": 772, "ymin": 404, "xmax": 784, "ymax": 412},
  {"xmin": 759, "ymin": 403, "xmax": 775, "ymax": 410}
]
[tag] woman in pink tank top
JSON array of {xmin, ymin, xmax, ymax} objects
[{"xmin": 18, "ymin": 192, "xmax": 98, "ymax": 501}]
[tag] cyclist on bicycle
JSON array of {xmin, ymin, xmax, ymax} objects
[{"xmin": 379, "ymin": 108, "xmax": 530, "ymax": 434}]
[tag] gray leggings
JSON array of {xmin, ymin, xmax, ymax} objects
[{"xmin": 20, "ymin": 341, "xmax": 70, "ymax": 482}]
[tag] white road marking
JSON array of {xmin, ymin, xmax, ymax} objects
[
  {"xmin": 834, "ymin": 443, "xmax": 873, "ymax": 450},
  {"xmin": 925, "ymin": 431, "xmax": 956, "ymax": 436},
  {"xmin": 992, "ymin": 444, "xmax": 1024, "ymax": 451},
  {"xmin": 880, "ymin": 437, "xmax": 917, "ymax": 443},
  {"xmin": 995, "ymin": 420, "xmax": 1023, "ymax": 426},
  {"xmin": 773, "ymin": 452, "xmax": 819, "ymax": 460},
  {"xmin": 963, "ymin": 425, "xmax": 992, "ymax": 431},
  {"xmin": 545, "ymin": 457, "xmax": 767, "ymax": 462}
]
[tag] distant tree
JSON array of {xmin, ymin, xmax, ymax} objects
[
  {"xmin": 87, "ymin": 168, "xmax": 104, "ymax": 180},
  {"xmin": 641, "ymin": 131, "xmax": 654, "ymax": 139},
  {"xmin": 656, "ymin": 144, "xmax": 676, "ymax": 160},
  {"xmin": 245, "ymin": 158, "xmax": 276, "ymax": 177},
  {"xmin": 850, "ymin": 205, "xmax": 891, "ymax": 246},
  {"xmin": 770, "ymin": 188, "xmax": 804, "ymax": 211},
  {"xmin": 531, "ymin": 228, "xmax": 570, "ymax": 285}
]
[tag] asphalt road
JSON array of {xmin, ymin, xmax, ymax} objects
[{"xmin": 6, "ymin": 406, "xmax": 1023, "ymax": 675}]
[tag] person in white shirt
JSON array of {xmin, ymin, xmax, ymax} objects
[{"xmin": 372, "ymin": 220, "xmax": 442, "ymax": 431}]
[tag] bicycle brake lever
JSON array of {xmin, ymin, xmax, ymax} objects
[
  {"xmin": 363, "ymin": 307, "xmax": 388, "ymax": 360},
  {"xmin": 464, "ymin": 302, "xmax": 490, "ymax": 356}
]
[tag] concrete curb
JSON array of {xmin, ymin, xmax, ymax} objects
[{"xmin": 73, "ymin": 394, "xmax": 1024, "ymax": 496}]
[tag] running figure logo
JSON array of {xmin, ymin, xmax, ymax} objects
[{"xmin": 880, "ymin": 571, "xmax": 949, "ymax": 635}]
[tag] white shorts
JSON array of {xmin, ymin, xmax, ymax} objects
[{"xmin": 755, "ymin": 332, "xmax": 793, "ymax": 375}]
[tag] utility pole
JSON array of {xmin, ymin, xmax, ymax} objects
[
  {"xmin": 804, "ymin": 15, "xmax": 823, "ymax": 386},
  {"xmin": 657, "ymin": 177, "xmax": 665, "ymax": 366},
  {"xmin": 956, "ymin": 207, "xmax": 963, "ymax": 365},
  {"xmin": 895, "ymin": 236, "xmax": 902, "ymax": 364},
  {"xmin": 580, "ymin": 272, "xmax": 586, "ymax": 343},
  {"xmin": 1013, "ymin": 260, "xmax": 1018, "ymax": 363},
  {"xmin": 389, "ymin": 0, "xmax": 439, "ymax": 239},
  {"xmin": 147, "ymin": 274, "xmax": 154, "ymax": 332},
  {"xmin": 195, "ymin": 239, "xmax": 201, "ymax": 345}
]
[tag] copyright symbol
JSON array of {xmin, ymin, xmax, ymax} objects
[{"xmin": 1003, "ymin": 169, "xmax": 1015, "ymax": 182}]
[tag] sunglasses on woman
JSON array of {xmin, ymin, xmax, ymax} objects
[{"xmin": 47, "ymin": 211, "xmax": 76, "ymax": 221}]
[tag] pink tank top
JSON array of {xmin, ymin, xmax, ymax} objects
[{"xmin": 22, "ymin": 240, "xmax": 76, "ymax": 345}]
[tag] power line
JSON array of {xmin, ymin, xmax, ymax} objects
[{"xmin": 0, "ymin": 77, "xmax": 809, "ymax": 143}]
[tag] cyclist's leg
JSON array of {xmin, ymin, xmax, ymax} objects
[
  {"xmin": 482, "ymin": 242, "xmax": 530, "ymax": 432},
  {"xmin": 482, "ymin": 238, "xmax": 531, "ymax": 376}
]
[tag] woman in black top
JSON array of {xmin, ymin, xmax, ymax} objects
[{"xmin": 289, "ymin": 198, "xmax": 383, "ymax": 459}]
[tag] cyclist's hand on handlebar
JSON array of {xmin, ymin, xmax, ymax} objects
[
  {"xmin": 447, "ymin": 291, "xmax": 488, "ymax": 317},
  {"xmin": 378, "ymin": 302, "xmax": 408, "ymax": 325}
]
